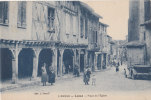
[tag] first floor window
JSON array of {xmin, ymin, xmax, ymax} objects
[
  {"xmin": 48, "ymin": 7, "xmax": 55, "ymax": 32},
  {"xmin": 80, "ymin": 17, "xmax": 84, "ymax": 38},
  {"xmin": 0, "ymin": 2, "xmax": 9, "ymax": 25},
  {"xmin": 17, "ymin": 1, "xmax": 26, "ymax": 28}
]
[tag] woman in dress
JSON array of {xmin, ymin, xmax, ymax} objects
[
  {"xmin": 41, "ymin": 63, "xmax": 48, "ymax": 86},
  {"xmin": 48, "ymin": 66, "xmax": 56, "ymax": 85}
]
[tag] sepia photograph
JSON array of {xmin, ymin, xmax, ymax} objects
[{"xmin": 0, "ymin": 0, "xmax": 151, "ymax": 100}]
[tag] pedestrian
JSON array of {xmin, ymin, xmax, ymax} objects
[
  {"xmin": 116, "ymin": 62, "xmax": 119, "ymax": 72},
  {"xmin": 86, "ymin": 68, "xmax": 91, "ymax": 85},
  {"xmin": 41, "ymin": 63, "xmax": 48, "ymax": 86},
  {"xmin": 48, "ymin": 66, "xmax": 56, "ymax": 85},
  {"xmin": 83, "ymin": 69, "xmax": 89, "ymax": 85},
  {"xmin": 124, "ymin": 68, "xmax": 127, "ymax": 78},
  {"xmin": 74, "ymin": 64, "xmax": 79, "ymax": 77},
  {"xmin": 92, "ymin": 74, "xmax": 96, "ymax": 86}
]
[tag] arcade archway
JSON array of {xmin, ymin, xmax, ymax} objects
[
  {"xmin": 38, "ymin": 49, "xmax": 53, "ymax": 76},
  {"xmin": 80, "ymin": 50, "xmax": 85, "ymax": 72},
  {"xmin": 63, "ymin": 49, "xmax": 74, "ymax": 74},
  {"xmin": 18, "ymin": 48, "xmax": 34, "ymax": 79},
  {"xmin": 1, "ymin": 48, "xmax": 13, "ymax": 81}
]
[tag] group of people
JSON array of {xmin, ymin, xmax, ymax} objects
[
  {"xmin": 83, "ymin": 68, "xmax": 96, "ymax": 85},
  {"xmin": 112, "ymin": 60, "xmax": 120, "ymax": 72},
  {"xmin": 41, "ymin": 63, "xmax": 96, "ymax": 86},
  {"xmin": 41, "ymin": 63, "xmax": 56, "ymax": 86}
]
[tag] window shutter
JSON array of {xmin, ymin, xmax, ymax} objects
[
  {"xmin": 17, "ymin": 1, "xmax": 26, "ymax": 28},
  {"xmin": 17, "ymin": 2, "xmax": 21, "ymax": 26},
  {"xmin": 0, "ymin": 3, "xmax": 3, "ymax": 23},
  {"xmin": 4, "ymin": 2, "xmax": 8, "ymax": 24},
  {"xmin": 22, "ymin": 2, "xmax": 26, "ymax": 27},
  {"xmin": 144, "ymin": 0, "xmax": 151, "ymax": 21}
]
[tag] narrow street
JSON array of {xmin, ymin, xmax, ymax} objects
[{"xmin": 4, "ymin": 65, "xmax": 151, "ymax": 93}]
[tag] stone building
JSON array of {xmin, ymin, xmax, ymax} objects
[
  {"xmin": 0, "ymin": 1, "xmax": 105, "ymax": 84},
  {"xmin": 94, "ymin": 22, "xmax": 109, "ymax": 70},
  {"xmin": 127, "ymin": 0, "xmax": 151, "ymax": 67}
]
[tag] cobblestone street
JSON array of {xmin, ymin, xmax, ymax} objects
[{"xmin": 3, "ymin": 65, "xmax": 151, "ymax": 93}]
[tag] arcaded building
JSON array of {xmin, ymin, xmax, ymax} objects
[{"xmin": 0, "ymin": 1, "xmax": 104, "ymax": 84}]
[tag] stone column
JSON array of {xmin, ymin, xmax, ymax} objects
[
  {"xmin": 32, "ymin": 49, "xmax": 41, "ymax": 79},
  {"xmin": 11, "ymin": 48, "xmax": 21, "ymax": 84},
  {"xmin": 78, "ymin": 49, "xmax": 81, "ymax": 73},
  {"xmin": 94, "ymin": 53, "xmax": 98, "ymax": 71},
  {"xmin": 73, "ymin": 49, "xmax": 76, "ymax": 74},
  {"xmin": 52, "ymin": 48, "xmax": 58, "ymax": 77},
  {"xmin": 59, "ymin": 49, "xmax": 64, "ymax": 76},
  {"xmin": 84, "ymin": 50, "xmax": 88, "ymax": 71}
]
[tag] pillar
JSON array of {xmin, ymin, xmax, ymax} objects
[
  {"xmin": 52, "ymin": 48, "xmax": 58, "ymax": 77},
  {"xmin": 32, "ymin": 49, "xmax": 41, "ymax": 79},
  {"xmin": 94, "ymin": 53, "xmax": 98, "ymax": 71},
  {"xmin": 78, "ymin": 49, "xmax": 81, "ymax": 73},
  {"xmin": 59, "ymin": 49, "xmax": 64, "ymax": 76},
  {"xmin": 84, "ymin": 50, "xmax": 88, "ymax": 71},
  {"xmin": 73, "ymin": 49, "xmax": 76, "ymax": 74},
  {"xmin": 11, "ymin": 48, "xmax": 21, "ymax": 84}
]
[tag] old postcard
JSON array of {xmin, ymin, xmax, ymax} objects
[{"xmin": 0, "ymin": 0, "xmax": 151, "ymax": 100}]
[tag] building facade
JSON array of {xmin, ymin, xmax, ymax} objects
[
  {"xmin": 0, "ymin": 1, "xmax": 106, "ymax": 84},
  {"xmin": 94, "ymin": 22, "xmax": 109, "ymax": 70}
]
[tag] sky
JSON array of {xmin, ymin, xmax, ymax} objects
[{"xmin": 83, "ymin": 0, "xmax": 129, "ymax": 40}]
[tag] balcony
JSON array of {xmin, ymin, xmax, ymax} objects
[{"xmin": 88, "ymin": 43, "xmax": 100, "ymax": 51}]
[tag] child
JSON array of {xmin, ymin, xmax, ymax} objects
[{"xmin": 92, "ymin": 74, "xmax": 96, "ymax": 86}]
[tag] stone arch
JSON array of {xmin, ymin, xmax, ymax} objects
[
  {"xmin": 0, "ymin": 48, "xmax": 13, "ymax": 81},
  {"xmin": 80, "ymin": 49, "xmax": 85, "ymax": 72},
  {"xmin": 18, "ymin": 48, "xmax": 34, "ymax": 79},
  {"xmin": 63, "ymin": 49, "xmax": 74, "ymax": 74},
  {"xmin": 37, "ymin": 48, "xmax": 53, "ymax": 76}
]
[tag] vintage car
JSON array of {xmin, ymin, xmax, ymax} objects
[{"xmin": 128, "ymin": 64, "xmax": 151, "ymax": 80}]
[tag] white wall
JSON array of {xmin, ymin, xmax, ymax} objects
[{"xmin": 0, "ymin": 2, "xmax": 32, "ymax": 40}]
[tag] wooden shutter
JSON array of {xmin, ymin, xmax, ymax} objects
[
  {"xmin": 0, "ymin": 2, "xmax": 3, "ymax": 23},
  {"xmin": 144, "ymin": 0, "xmax": 151, "ymax": 21},
  {"xmin": 4, "ymin": 2, "xmax": 8, "ymax": 24}
]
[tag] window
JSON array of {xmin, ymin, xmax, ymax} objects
[
  {"xmin": 85, "ymin": 19, "xmax": 88, "ymax": 39},
  {"xmin": 144, "ymin": 32, "xmax": 146, "ymax": 41},
  {"xmin": 18, "ymin": 1, "xmax": 26, "ymax": 28},
  {"xmin": 48, "ymin": 7, "xmax": 55, "ymax": 33},
  {"xmin": 0, "ymin": 2, "xmax": 9, "ymax": 25},
  {"xmin": 144, "ymin": 0, "xmax": 151, "ymax": 21},
  {"xmin": 92, "ymin": 31, "xmax": 97, "ymax": 44},
  {"xmin": 65, "ymin": 13, "xmax": 70, "ymax": 34},
  {"xmin": 70, "ymin": 15, "xmax": 73, "ymax": 34},
  {"xmin": 80, "ymin": 17, "xmax": 84, "ymax": 38},
  {"xmin": 95, "ymin": 31, "xmax": 98, "ymax": 43}
]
